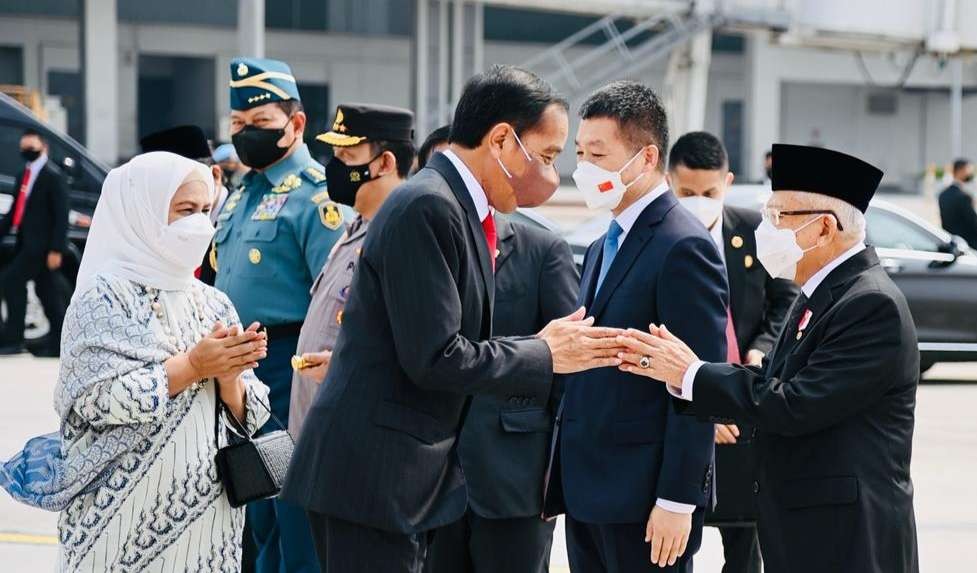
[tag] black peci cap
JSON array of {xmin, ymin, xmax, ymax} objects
[
  {"xmin": 140, "ymin": 125, "xmax": 212, "ymax": 160},
  {"xmin": 771, "ymin": 144, "xmax": 883, "ymax": 213},
  {"xmin": 317, "ymin": 103, "xmax": 415, "ymax": 147}
]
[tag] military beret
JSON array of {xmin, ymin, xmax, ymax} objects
[
  {"xmin": 317, "ymin": 103, "xmax": 415, "ymax": 147},
  {"xmin": 771, "ymin": 144, "xmax": 883, "ymax": 213},
  {"xmin": 229, "ymin": 57, "xmax": 301, "ymax": 111},
  {"xmin": 140, "ymin": 125, "xmax": 212, "ymax": 160}
]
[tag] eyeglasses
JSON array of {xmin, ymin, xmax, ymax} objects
[{"xmin": 761, "ymin": 207, "xmax": 845, "ymax": 231}]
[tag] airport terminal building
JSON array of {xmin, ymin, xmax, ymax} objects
[{"xmin": 0, "ymin": 0, "xmax": 975, "ymax": 187}]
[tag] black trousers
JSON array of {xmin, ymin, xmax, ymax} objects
[
  {"xmin": 307, "ymin": 512, "xmax": 431, "ymax": 573},
  {"xmin": 718, "ymin": 526, "xmax": 761, "ymax": 573},
  {"xmin": 566, "ymin": 511, "xmax": 705, "ymax": 573},
  {"xmin": 425, "ymin": 510, "xmax": 555, "ymax": 573},
  {"xmin": 0, "ymin": 247, "xmax": 64, "ymax": 347}
]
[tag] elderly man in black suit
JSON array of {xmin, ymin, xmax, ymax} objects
[
  {"xmin": 0, "ymin": 129, "xmax": 69, "ymax": 356},
  {"xmin": 281, "ymin": 65, "xmax": 625, "ymax": 573},
  {"xmin": 668, "ymin": 131, "xmax": 798, "ymax": 573},
  {"xmin": 425, "ymin": 214, "xmax": 578, "ymax": 573},
  {"xmin": 620, "ymin": 144, "xmax": 919, "ymax": 573}
]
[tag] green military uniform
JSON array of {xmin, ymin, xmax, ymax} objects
[{"xmin": 217, "ymin": 56, "xmax": 349, "ymax": 573}]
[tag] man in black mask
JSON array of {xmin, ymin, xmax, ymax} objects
[
  {"xmin": 288, "ymin": 103, "xmax": 416, "ymax": 437},
  {"xmin": 938, "ymin": 158, "xmax": 977, "ymax": 248},
  {"xmin": 0, "ymin": 129, "xmax": 68, "ymax": 356},
  {"xmin": 215, "ymin": 56, "xmax": 351, "ymax": 573}
]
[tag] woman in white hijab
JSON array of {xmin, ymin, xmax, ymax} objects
[{"xmin": 1, "ymin": 152, "xmax": 271, "ymax": 571}]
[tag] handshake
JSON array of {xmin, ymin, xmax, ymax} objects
[{"xmin": 537, "ymin": 310, "xmax": 703, "ymax": 383}]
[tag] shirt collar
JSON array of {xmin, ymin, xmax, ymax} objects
[
  {"xmin": 28, "ymin": 153, "xmax": 48, "ymax": 173},
  {"xmin": 801, "ymin": 242, "xmax": 867, "ymax": 298},
  {"xmin": 262, "ymin": 143, "xmax": 312, "ymax": 187},
  {"xmin": 709, "ymin": 211, "xmax": 725, "ymax": 259},
  {"xmin": 613, "ymin": 179, "xmax": 670, "ymax": 239},
  {"xmin": 442, "ymin": 149, "xmax": 490, "ymax": 222}
]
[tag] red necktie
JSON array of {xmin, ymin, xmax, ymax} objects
[
  {"xmin": 481, "ymin": 212, "xmax": 497, "ymax": 271},
  {"xmin": 11, "ymin": 167, "xmax": 30, "ymax": 231},
  {"xmin": 725, "ymin": 307, "xmax": 741, "ymax": 364}
]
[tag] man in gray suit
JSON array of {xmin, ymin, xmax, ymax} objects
[{"xmin": 425, "ymin": 215, "xmax": 579, "ymax": 573}]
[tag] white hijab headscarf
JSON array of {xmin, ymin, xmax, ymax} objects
[{"xmin": 74, "ymin": 152, "xmax": 215, "ymax": 299}]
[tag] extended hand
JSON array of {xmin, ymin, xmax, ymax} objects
[
  {"xmin": 538, "ymin": 307, "xmax": 624, "ymax": 374},
  {"xmin": 47, "ymin": 251, "xmax": 62, "ymax": 270},
  {"xmin": 646, "ymin": 505, "xmax": 691, "ymax": 567},
  {"xmin": 616, "ymin": 324, "xmax": 699, "ymax": 388},
  {"xmin": 299, "ymin": 349, "xmax": 332, "ymax": 384}
]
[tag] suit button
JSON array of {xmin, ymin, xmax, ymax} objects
[{"xmin": 752, "ymin": 481, "xmax": 760, "ymax": 494}]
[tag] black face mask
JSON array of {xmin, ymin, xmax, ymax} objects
[
  {"xmin": 232, "ymin": 125, "xmax": 292, "ymax": 170},
  {"xmin": 965, "ymin": 173, "xmax": 975, "ymax": 183},
  {"xmin": 325, "ymin": 154, "xmax": 379, "ymax": 208},
  {"xmin": 20, "ymin": 148, "xmax": 41, "ymax": 162}
]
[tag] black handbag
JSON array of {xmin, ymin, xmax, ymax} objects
[{"xmin": 213, "ymin": 385, "xmax": 294, "ymax": 508}]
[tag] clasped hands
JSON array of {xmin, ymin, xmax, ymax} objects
[{"xmin": 187, "ymin": 321, "xmax": 269, "ymax": 384}]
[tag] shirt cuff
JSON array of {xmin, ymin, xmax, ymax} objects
[
  {"xmin": 666, "ymin": 360, "xmax": 703, "ymax": 401},
  {"xmin": 656, "ymin": 498, "xmax": 696, "ymax": 514}
]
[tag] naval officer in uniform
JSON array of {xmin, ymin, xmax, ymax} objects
[
  {"xmin": 288, "ymin": 103, "xmax": 416, "ymax": 435},
  {"xmin": 215, "ymin": 56, "xmax": 351, "ymax": 573}
]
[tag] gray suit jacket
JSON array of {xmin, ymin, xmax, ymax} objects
[
  {"xmin": 457, "ymin": 217, "xmax": 579, "ymax": 519},
  {"xmin": 280, "ymin": 152, "xmax": 553, "ymax": 534}
]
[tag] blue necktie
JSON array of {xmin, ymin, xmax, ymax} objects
[{"xmin": 595, "ymin": 220, "xmax": 623, "ymax": 294}]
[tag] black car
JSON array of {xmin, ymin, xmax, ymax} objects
[
  {"xmin": 0, "ymin": 93, "xmax": 107, "ymax": 339},
  {"xmin": 560, "ymin": 196, "xmax": 977, "ymax": 374}
]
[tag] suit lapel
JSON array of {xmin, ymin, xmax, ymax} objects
[
  {"xmin": 578, "ymin": 244, "xmax": 600, "ymax": 309},
  {"xmin": 494, "ymin": 216, "xmax": 516, "ymax": 271},
  {"xmin": 427, "ymin": 153, "xmax": 495, "ymax": 318},
  {"xmin": 767, "ymin": 248, "xmax": 881, "ymax": 375},
  {"xmin": 589, "ymin": 192, "xmax": 677, "ymax": 319}
]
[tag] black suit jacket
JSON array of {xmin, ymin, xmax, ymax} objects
[
  {"xmin": 457, "ymin": 217, "xmax": 579, "ymax": 520},
  {"xmin": 938, "ymin": 183, "xmax": 977, "ymax": 248},
  {"xmin": 281, "ymin": 152, "xmax": 553, "ymax": 534},
  {"xmin": 543, "ymin": 191, "xmax": 728, "ymax": 524},
  {"xmin": 722, "ymin": 206, "xmax": 798, "ymax": 358},
  {"xmin": 0, "ymin": 160, "xmax": 69, "ymax": 256},
  {"xmin": 682, "ymin": 248, "xmax": 919, "ymax": 573}
]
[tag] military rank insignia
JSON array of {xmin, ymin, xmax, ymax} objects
[
  {"xmin": 320, "ymin": 202, "xmax": 344, "ymax": 230},
  {"xmin": 252, "ymin": 193, "xmax": 289, "ymax": 221},
  {"xmin": 272, "ymin": 173, "xmax": 303, "ymax": 194}
]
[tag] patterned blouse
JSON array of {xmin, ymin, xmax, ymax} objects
[{"xmin": 55, "ymin": 274, "xmax": 270, "ymax": 572}]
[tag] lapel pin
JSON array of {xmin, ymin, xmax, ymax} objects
[
  {"xmin": 796, "ymin": 309, "xmax": 813, "ymax": 340},
  {"xmin": 744, "ymin": 255, "xmax": 754, "ymax": 269},
  {"xmin": 731, "ymin": 235, "xmax": 744, "ymax": 249}
]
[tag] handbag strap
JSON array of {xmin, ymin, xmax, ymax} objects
[{"xmin": 213, "ymin": 380, "xmax": 290, "ymax": 446}]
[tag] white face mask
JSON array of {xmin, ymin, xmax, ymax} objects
[
  {"xmin": 754, "ymin": 217, "xmax": 821, "ymax": 281},
  {"xmin": 158, "ymin": 213, "xmax": 215, "ymax": 273},
  {"xmin": 572, "ymin": 149, "xmax": 646, "ymax": 210},
  {"xmin": 679, "ymin": 196, "xmax": 723, "ymax": 229}
]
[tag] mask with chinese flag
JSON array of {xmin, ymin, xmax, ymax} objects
[{"xmin": 572, "ymin": 148, "xmax": 647, "ymax": 210}]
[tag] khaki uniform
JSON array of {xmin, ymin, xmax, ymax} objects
[{"xmin": 288, "ymin": 215, "xmax": 368, "ymax": 435}]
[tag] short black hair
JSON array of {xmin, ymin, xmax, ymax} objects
[
  {"xmin": 449, "ymin": 65, "xmax": 567, "ymax": 149},
  {"xmin": 668, "ymin": 131, "xmax": 728, "ymax": 172},
  {"xmin": 417, "ymin": 125, "xmax": 451, "ymax": 170},
  {"xmin": 765, "ymin": 150, "xmax": 773, "ymax": 160},
  {"xmin": 953, "ymin": 158, "xmax": 972, "ymax": 175},
  {"xmin": 371, "ymin": 140, "xmax": 416, "ymax": 179},
  {"xmin": 276, "ymin": 100, "xmax": 304, "ymax": 118},
  {"xmin": 21, "ymin": 128, "xmax": 44, "ymax": 142},
  {"xmin": 579, "ymin": 81, "xmax": 669, "ymax": 168}
]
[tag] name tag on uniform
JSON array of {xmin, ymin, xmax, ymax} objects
[{"xmin": 252, "ymin": 193, "xmax": 289, "ymax": 221}]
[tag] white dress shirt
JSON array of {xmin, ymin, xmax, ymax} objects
[
  {"xmin": 22, "ymin": 153, "xmax": 48, "ymax": 198},
  {"xmin": 708, "ymin": 212, "xmax": 725, "ymax": 265},
  {"xmin": 612, "ymin": 180, "xmax": 670, "ymax": 243},
  {"xmin": 673, "ymin": 241, "xmax": 868, "ymax": 401},
  {"xmin": 442, "ymin": 149, "xmax": 490, "ymax": 222}
]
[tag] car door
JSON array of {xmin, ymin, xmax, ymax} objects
[{"xmin": 866, "ymin": 205, "xmax": 977, "ymax": 344}]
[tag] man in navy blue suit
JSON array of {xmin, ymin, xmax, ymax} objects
[{"xmin": 543, "ymin": 81, "xmax": 728, "ymax": 572}]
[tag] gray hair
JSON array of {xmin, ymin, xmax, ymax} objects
[{"xmin": 794, "ymin": 192, "xmax": 866, "ymax": 244}]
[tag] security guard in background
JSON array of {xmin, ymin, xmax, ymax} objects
[
  {"xmin": 288, "ymin": 103, "xmax": 415, "ymax": 438},
  {"xmin": 216, "ymin": 56, "xmax": 350, "ymax": 573}
]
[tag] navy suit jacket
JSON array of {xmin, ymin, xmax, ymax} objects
[{"xmin": 543, "ymin": 190, "xmax": 729, "ymax": 524}]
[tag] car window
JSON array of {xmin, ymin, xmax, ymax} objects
[
  {"xmin": 866, "ymin": 207, "xmax": 943, "ymax": 252},
  {"xmin": 0, "ymin": 120, "xmax": 26, "ymax": 183}
]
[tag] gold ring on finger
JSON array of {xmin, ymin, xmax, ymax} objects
[{"xmin": 639, "ymin": 356, "xmax": 651, "ymax": 369}]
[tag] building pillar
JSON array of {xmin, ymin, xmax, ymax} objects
[
  {"xmin": 82, "ymin": 0, "xmax": 118, "ymax": 163},
  {"xmin": 745, "ymin": 30, "xmax": 779, "ymax": 181},
  {"xmin": 238, "ymin": 0, "xmax": 265, "ymax": 58},
  {"xmin": 950, "ymin": 57, "xmax": 963, "ymax": 159},
  {"xmin": 664, "ymin": 29, "xmax": 712, "ymax": 143}
]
